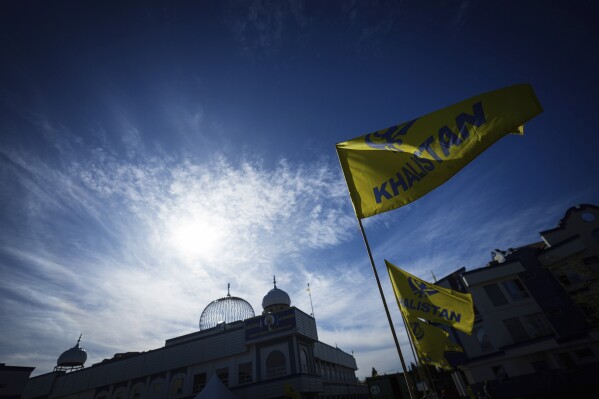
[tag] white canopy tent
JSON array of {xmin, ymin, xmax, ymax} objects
[{"xmin": 193, "ymin": 374, "xmax": 240, "ymax": 399}]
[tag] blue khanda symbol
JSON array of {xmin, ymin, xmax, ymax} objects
[
  {"xmin": 364, "ymin": 119, "xmax": 418, "ymax": 152},
  {"xmin": 263, "ymin": 313, "xmax": 277, "ymax": 330},
  {"xmin": 408, "ymin": 277, "xmax": 439, "ymax": 298},
  {"xmin": 411, "ymin": 321, "xmax": 425, "ymax": 341}
]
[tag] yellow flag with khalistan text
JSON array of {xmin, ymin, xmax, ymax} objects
[
  {"xmin": 336, "ymin": 84, "xmax": 543, "ymax": 218},
  {"xmin": 404, "ymin": 312, "xmax": 463, "ymax": 370},
  {"xmin": 386, "ymin": 260, "xmax": 475, "ymax": 334}
]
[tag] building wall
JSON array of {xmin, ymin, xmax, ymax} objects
[
  {"xmin": 23, "ymin": 307, "xmax": 368, "ymax": 399},
  {"xmin": 0, "ymin": 364, "xmax": 35, "ymax": 399},
  {"xmin": 453, "ymin": 204, "xmax": 599, "ymax": 398}
]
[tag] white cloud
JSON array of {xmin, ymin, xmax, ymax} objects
[
  {"xmin": 0, "ymin": 112, "xmax": 588, "ymax": 381},
  {"xmin": 1, "ymin": 141, "xmax": 371, "ymax": 376}
]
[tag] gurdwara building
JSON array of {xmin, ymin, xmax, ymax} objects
[{"xmin": 23, "ymin": 280, "xmax": 369, "ymax": 399}]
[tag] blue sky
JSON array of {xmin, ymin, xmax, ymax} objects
[{"xmin": 1, "ymin": 1, "xmax": 598, "ymax": 378}]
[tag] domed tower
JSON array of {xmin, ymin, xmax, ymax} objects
[
  {"xmin": 54, "ymin": 334, "xmax": 87, "ymax": 372},
  {"xmin": 199, "ymin": 284, "xmax": 255, "ymax": 330},
  {"xmin": 262, "ymin": 276, "xmax": 291, "ymax": 314}
]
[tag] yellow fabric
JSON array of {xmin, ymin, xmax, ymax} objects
[
  {"xmin": 386, "ymin": 260, "xmax": 475, "ymax": 334},
  {"xmin": 404, "ymin": 312, "xmax": 463, "ymax": 370},
  {"xmin": 336, "ymin": 84, "xmax": 543, "ymax": 218}
]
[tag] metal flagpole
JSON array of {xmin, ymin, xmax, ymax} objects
[
  {"xmin": 400, "ymin": 311, "xmax": 437, "ymax": 396},
  {"xmin": 307, "ymin": 283, "xmax": 315, "ymax": 318},
  {"xmin": 356, "ymin": 217, "xmax": 417, "ymax": 399}
]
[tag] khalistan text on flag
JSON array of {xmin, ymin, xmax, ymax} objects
[
  {"xmin": 336, "ymin": 84, "xmax": 543, "ymax": 218},
  {"xmin": 386, "ymin": 260, "xmax": 475, "ymax": 334}
]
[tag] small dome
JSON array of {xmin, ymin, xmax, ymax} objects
[
  {"xmin": 56, "ymin": 336, "xmax": 87, "ymax": 368},
  {"xmin": 262, "ymin": 276, "xmax": 291, "ymax": 312},
  {"xmin": 199, "ymin": 285, "xmax": 255, "ymax": 330}
]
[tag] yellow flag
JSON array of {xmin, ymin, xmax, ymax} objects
[
  {"xmin": 404, "ymin": 312, "xmax": 462, "ymax": 370},
  {"xmin": 336, "ymin": 84, "xmax": 543, "ymax": 218},
  {"xmin": 386, "ymin": 260, "xmax": 475, "ymax": 334}
]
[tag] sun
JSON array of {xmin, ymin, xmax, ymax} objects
[{"xmin": 166, "ymin": 212, "xmax": 229, "ymax": 262}]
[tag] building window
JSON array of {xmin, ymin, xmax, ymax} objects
[
  {"xmin": 574, "ymin": 348, "xmax": 594, "ymax": 359},
  {"xmin": 475, "ymin": 327, "xmax": 492, "ymax": 351},
  {"xmin": 238, "ymin": 362, "xmax": 252, "ymax": 384},
  {"xmin": 170, "ymin": 376, "xmax": 184, "ymax": 396},
  {"xmin": 484, "ymin": 284, "xmax": 508, "ymax": 306},
  {"xmin": 503, "ymin": 317, "xmax": 529, "ymax": 343},
  {"xmin": 149, "ymin": 380, "xmax": 164, "ymax": 399},
  {"xmin": 216, "ymin": 367, "xmax": 229, "ymax": 387},
  {"xmin": 557, "ymin": 352, "xmax": 576, "ymax": 368},
  {"xmin": 502, "ymin": 279, "xmax": 529, "ymax": 300},
  {"xmin": 300, "ymin": 349, "xmax": 309, "ymax": 373},
  {"xmin": 522, "ymin": 313, "xmax": 552, "ymax": 338},
  {"xmin": 130, "ymin": 383, "xmax": 144, "ymax": 399},
  {"xmin": 112, "ymin": 388, "xmax": 126, "ymax": 399},
  {"xmin": 492, "ymin": 365, "xmax": 508, "ymax": 381},
  {"xmin": 266, "ymin": 350, "xmax": 287, "ymax": 378},
  {"xmin": 192, "ymin": 373, "xmax": 206, "ymax": 393}
]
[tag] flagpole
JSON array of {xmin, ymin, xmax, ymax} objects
[
  {"xmin": 401, "ymin": 311, "xmax": 427, "ymax": 390},
  {"xmin": 307, "ymin": 283, "xmax": 315, "ymax": 318},
  {"xmin": 400, "ymin": 311, "xmax": 437, "ymax": 396},
  {"xmin": 356, "ymin": 217, "xmax": 417, "ymax": 399}
]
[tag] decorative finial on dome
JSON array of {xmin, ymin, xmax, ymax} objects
[
  {"xmin": 77, "ymin": 333, "xmax": 82, "ymax": 346},
  {"xmin": 273, "ymin": 275, "xmax": 277, "ymax": 288},
  {"xmin": 227, "ymin": 283, "xmax": 231, "ymax": 297}
]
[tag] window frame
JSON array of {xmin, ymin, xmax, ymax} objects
[
  {"xmin": 503, "ymin": 317, "xmax": 529, "ymax": 343},
  {"xmin": 483, "ymin": 283, "xmax": 508, "ymax": 306},
  {"xmin": 216, "ymin": 367, "xmax": 229, "ymax": 387},
  {"xmin": 192, "ymin": 372, "xmax": 207, "ymax": 393},
  {"xmin": 237, "ymin": 362, "xmax": 252, "ymax": 385},
  {"xmin": 502, "ymin": 279, "xmax": 530, "ymax": 301},
  {"xmin": 266, "ymin": 350, "xmax": 287, "ymax": 378}
]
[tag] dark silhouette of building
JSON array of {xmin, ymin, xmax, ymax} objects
[
  {"xmin": 438, "ymin": 204, "xmax": 599, "ymax": 398},
  {"xmin": 23, "ymin": 281, "xmax": 369, "ymax": 399},
  {"xmin": 0, "ymin": 363, "xmax": 35, "ymax": 399}
]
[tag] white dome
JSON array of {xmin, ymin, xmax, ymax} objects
[
  {"xmin": 262, "ymin": 277, "xmax": 291, "ymax": 311},
  {"xmin": 57, "ymin": 338, "xmax": 87, "ymax": 367},
  {"xmin": 262, "ymin": 287, "xmax": 291, "ymax": 309}
]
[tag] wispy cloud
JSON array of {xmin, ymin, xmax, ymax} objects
[
  {"xmin": 0, "ymin": 126, "xmax": 367, "ymax": 375},
  {"xmin": 1, "ymin": 119, "xmax": 585, "ymax": 379},
  {"xmin": 226, "ymin": 0, "xmax": 309, "ymax": 56},
  {"xmin": 341, "ymin": 0, "xmax": 402, "ymax": 56}
]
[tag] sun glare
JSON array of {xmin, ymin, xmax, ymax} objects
[{"xmin": 167, "ymin": 214, "xmax": 229, "ymax": 261}]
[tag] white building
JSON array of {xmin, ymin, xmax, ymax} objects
[{"xmin": 23, "ymin": 281, "xmax": 369, "ymax": 399}]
